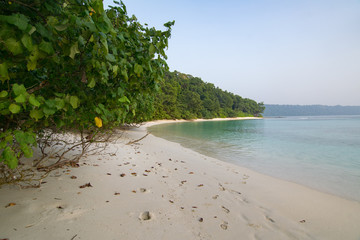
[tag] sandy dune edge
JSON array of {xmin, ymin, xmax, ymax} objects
[{"xmin": 0, "ymin": 118, "xmax": 359, "ymax": 240}]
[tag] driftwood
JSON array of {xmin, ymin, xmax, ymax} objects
[{"xmin": 126, "ymin": 133, "xmax": 149, "ymax": 145}]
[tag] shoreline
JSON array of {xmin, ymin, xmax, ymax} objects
[
  {"xmin": 143, "ymin": 116, "xmax": 263, "ymax": 128},
  {"xmin": 0, "ymin": 117, "xmax": 359, "ymax": 239},
  {"xmin": 146, "ymin": 117, "xmax": 359, "ymax": 202},
  {"xmin": 132, "ymin": 123, "xmax": 360, "ymax": 239}
]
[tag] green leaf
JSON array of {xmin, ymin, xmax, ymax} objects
[
  {"xmin": 13, "ymin": 131, "xmax": 34, "ymax": 158},
  {"xmin": 13, "ymin": 84, "xmax": 27, "ymax": 96},
  {"xmin": 21, "ymin": 34, "xmax": 33, "ymax": 51},
  {"xmin": 54, "ymin": 92, "xmax": 64, "ymax": 97},
  {"xmin": 39, "ymin": 40, "xmax": 54, "ymax": 55},
  {"xmin": 92, "ymin": 0, "xmax": 105, "ymax": 14},
  {"xmin": 43, "ymin": 106, "xmax": 56, "ymax": 116},
  {"xmin": 100, "ymin": 37, "xmax": 109, "ymax": 54},
  {"xmin": 117, "ymin": 33, "xmax": 125, "ymax": 42},
  {"xmin": 45, "ymin": 99, "xmax": 56, "ymax": 108},
  {"xmin": 5, "ymin": 38, "xmax": 23, "ymax": 55},
  {"xmin": 119, "ymin": 96, "xmax": 130, "ymax": 103},
  {"xmin": 113, "ymin": 65, "xmax": 119, "ymax": 76},
  {"xmin": 148, "ymin": 62, "xmax": 153, "ymax": 72},
  {"xmin": 69, "ymin": 96, "xmax": 79, "ymax": 109},
  {"xmin": 78, "ymin": 35, "xmax": 85, "ymax": 46},
  {"xmin": 121, "ymin": 69, "xmax": 128, "ymax": 81},
  {"xmin": 14, "ymin": 130, "xmax": 36, "ymax": 145},
  {"xmin": 14, "ymin": 130, "xmax": 25, "ymax": 144},
  {"xmin": 2, "ymin": 147, "xmax": 18, "ymax": 169},
  {"xmin": 27, "ymin": 46, "xmax": 40, "ymax": 71},
  {"xmin": 26, "ymin": 132, "xmax": 36, "ymax": 144},
  {"xmin": 9, "ymin": 104, "xmax": 21, "ymax": 114},
  {"xmin": 15, "ymin": 94, "xmax": 27, "ymax": 103},
  {"xmin": 0, "ymin": 101, "xmax": 9, "ymax": 110},
  {"xmin": 28, "ymin": 26, "xmax": 36, "ymax": 35},
  {"xmin": 54, "ymin": 24, "xmax": 68, "ymax": 31},
  {"xmin": 29, "ymin": 94, "xmax": 41, "ymax": 107},
  {"xmin": 0, "ymin": 63, "xmax": 9, "ymax": 82},
  {"xmin": 84, "ymin": 22, "xmax": 97, "ymax": 32},
  {"xmin": 35, "ymin": 23, "xmax": 52, "ymax": 40},
  {"xmin": 105, "ymin": 54, "xmax": 116, "ymax": 62},
  {"xmin": 0, "ymin": 90, "xmax": 8, "ymax": 98},
  {"xmin": 20, "ymin": 143, "xmax": 33, "ymax": 158},
  {"xmin": 69, "ymin": 42, "xmax": 80, "ymax": 59},
  {"xmin": 87, "ymin": 78, "xmax": 96, "ymax": 88},
  {"xmin": 5, "ymin": 134, "xmax": 13, "ymax": 143},
  {"xmin": 54, "ymin": 98, "xmax": 65, "ymax": 110},
  {"xmin": 30, "ymin": 109, "xmax": 44, "ymax": 121},
  {"xmin": 134, "ymin": 63, "xmax": 143, "ymax": 75},
  {"xmin": 27, "ymin": 60, "xmax": 37, "ymax": 71},
  {"xmin": 96, "ymin": 21, "xmax": 111, "ymax": 34},
  {"xmin": 0, "ymin": 142, "xmax": 6, "ymax": 150},
  {"xmin": 149, "ymin": 44, "xmax": 156, "ymax": 56},
  {"xmin": 0, "ymin": 14, "xmax": 29, "ymax": 31}
]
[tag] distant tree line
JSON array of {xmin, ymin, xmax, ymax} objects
[
  {"xmin": 264, "ymin": 104, "xmax": 360, "ymax": 116},
  {"xmin": 152, "ymin": 71, "xmax": 265, "ymax": 119}
]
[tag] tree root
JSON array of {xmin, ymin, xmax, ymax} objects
[{"xmin": 1, "ymin": 127, "xmax": 123, "ymax": 188}]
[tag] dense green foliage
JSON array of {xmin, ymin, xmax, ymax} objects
[
  {"xmin": 264, "ymin": 104, "xmax": 360, "ymax": 116},
  {"xmin": 0, "ymin": 0, "xmax": 173, "ymax": 169},
  {"xmin": 153, "ymin": 71, "xmax": 265, "ymax": 119},
  {"xmin": 0, "ymin": 0, "xmax": 263, "ymax": 173}
]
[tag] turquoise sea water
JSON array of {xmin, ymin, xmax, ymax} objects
[{"xmin": 149, "ymin": 116, "xmax": 360, "ymax": 202}]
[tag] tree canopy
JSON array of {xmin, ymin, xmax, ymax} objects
[
  {"xmin": 0, "ymin": 0, "xmax": 264, "ymax": 175},
  {"xmin": 0, "ymin": 0, "xmax": 173, "ymax": 169},
  {"xmin": 153, "ymin": 71, "xmax": 265, "ymax": 120}
]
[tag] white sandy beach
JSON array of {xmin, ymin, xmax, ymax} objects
[{"xmin": 1, "ymin": 118, "xmax": 360, "ymax": 240}]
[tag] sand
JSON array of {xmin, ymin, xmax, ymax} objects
[{"xmin": 0, "ymin": 118, "xmax": 359, "ymax": 240}]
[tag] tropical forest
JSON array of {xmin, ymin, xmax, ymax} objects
[{"xmin": 0, "ymin": 0, "xmax": 263, "ymax": 181}]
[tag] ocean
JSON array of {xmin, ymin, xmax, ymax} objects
[{"xmin": 149, "ymin": 116, "xmax": 360, "ymax": 202}]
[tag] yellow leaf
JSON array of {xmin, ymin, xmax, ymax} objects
[{"xmin": 95, "ymin": 117, "xmax": 102, "ymax": 128}]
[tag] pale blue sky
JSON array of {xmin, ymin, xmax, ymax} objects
[{"xmin": 104, "ymin": 0, "xmax": 360, "ymax": 106}]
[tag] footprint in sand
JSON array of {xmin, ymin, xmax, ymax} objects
[
  {"xmin": 221, "ymin": 206, "xmax": 230, "ymax": 213},
  {"xmin": 139, "ymin": 211, "xmax": 152, "ymax": 221},
  {"xmin": 248, "ymin": 223, "xmax": 261, "ymax": 229},
  {"xmin": 229, "ymin": 189, "xmax": 241, "ymax": 195},
  {"xmin": 139, "ymin": 188, "xmax": 148, "ymax": 193},
  {"xmin": 212, "ymin": 195, "xmax": 219, "ymax": 200},
  {"xmin": 266, "ymin": 216, "xmax": 276, "ymax": 223},
  {"xmin": 218, "ymin": 183, "xmax": 225, "ymax": 191},
  {"xmin": 220, "ymin": 221, "xmax": 228, "ymax": 230}
]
